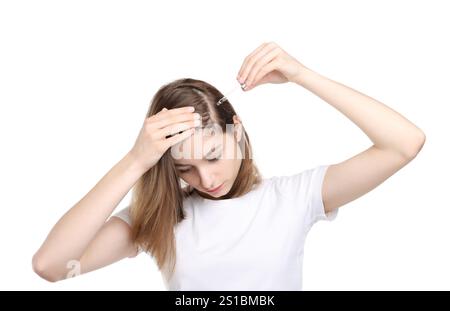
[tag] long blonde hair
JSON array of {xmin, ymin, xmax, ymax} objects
[{"xmin": 129, "ymin": 78, "xmax": 262, "ymax": 278}]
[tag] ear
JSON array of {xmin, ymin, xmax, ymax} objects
[{"xmin": 233, "ymin": 115, "xmax": 243, "ymax": 142}]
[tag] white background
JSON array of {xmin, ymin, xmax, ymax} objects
[{"xmin": 1, "ymin": 0, "xmax": 448, "ymax": 290}]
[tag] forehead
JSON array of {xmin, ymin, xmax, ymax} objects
[{"xmin": 170, "ymin": 129, "xmax": 227, "ymax": 162}]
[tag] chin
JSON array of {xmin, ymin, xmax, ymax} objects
[{"xmin": 202, "ymin": 182, "xmax": 229, "ymax": 198}]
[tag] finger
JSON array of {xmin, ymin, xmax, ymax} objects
[
  {"xmin": 158, "ymin": 119, "xmax": 202, "ymax": 139},
  {"xmin": 151, "ymin": 106, "xmax": 195, "ymax": 122},
  {"xmin": 241, "ymin": 43, "xmax": 277, "ymax": 84},
  {"xmin": 152, "ymin": 112, "xmax": 200, "ymax": 130},
  {"xmin": 164, "ymin": 128, "xmax": 196, "ymax": 148},
  {"xmin": 246, "ymin": 47, "xmax": 280, "ymax": 87},
  {"xmin": 238, "ymin": 42, "xmax": 277, "ymax": 84},
  {"xmin": 237, "ymin": 43, "xmax": 267, "ymax": 82},
  {"xmin": 249, "ymin": 60, "xmax": 279, "ymax": 90}
]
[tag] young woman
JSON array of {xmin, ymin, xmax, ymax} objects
[{"xmin": 32, "ymin": 42, "xmax": 425, "ymax": 290}]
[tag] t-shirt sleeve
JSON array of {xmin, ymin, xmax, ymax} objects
[
  {"xmin": 112, "ymin": 206, "xmax": 132, "ymax": 226},
  {"xmin": 304, "ymin": 165, "xmax": 338, "ymax": 226},
  {"xmin": 111, "ymin": 206, "xmax": 145, "ymax": 255},
  {"xmin": 273, "ymin": 165, "xmax": 338, "ymax": 232}
]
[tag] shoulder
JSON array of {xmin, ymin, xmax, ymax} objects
[{"xmin": 267, "ymin": 165, "xmax": 329, "ymax": 196}]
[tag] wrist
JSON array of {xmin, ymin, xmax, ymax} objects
[
  {"xmin": 122, "ymin": 151, "xmax": 148, "ymax": 178},
  {"xmin": 292, "ymin": 66, "xmax": 315, "ymax": 86}
]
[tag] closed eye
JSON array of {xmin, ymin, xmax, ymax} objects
[
  {"xmin": 177, "ymin": 155, "xmax": 221, "ymax": 173},
  {"xmin": 206, "ymin": 157, "xmax": 220, "ymax": 162}
]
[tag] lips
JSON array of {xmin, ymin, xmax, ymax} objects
[{"xmin": 206, "ymin": 183, "xmax": 224, "ymax": 193}]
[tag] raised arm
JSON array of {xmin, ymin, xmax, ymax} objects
[
  {"xmin": 292, "ymin": 67, "xmax": 425, "ymax": 212},
  {"xmin": 32, "ymin": 152, "xmax": 146, "ymax": 282},
  {"xmin": 32, "ymin": 106, "xmax": 200, "ymax": 282},
  {"xmin": 237, "ymin": 41, "xmax": 426, "ymax": 213}
]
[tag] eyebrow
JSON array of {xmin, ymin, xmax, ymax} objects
[{"xmin": 174, "ymin": 145, "xmax": 222, "ymax": 167}]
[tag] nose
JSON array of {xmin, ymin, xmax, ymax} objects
[{"xmin": 197, "ymin": 167, "xmax": 215, "ymax": 190}]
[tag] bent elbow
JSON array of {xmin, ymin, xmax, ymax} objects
[
  {"xmin": 402, "ymin": 129, "xmax": 426, "ymax": 160},
  {"xmin": 32, "ymin": 253, "xmax": 61, "ymax": 283}
]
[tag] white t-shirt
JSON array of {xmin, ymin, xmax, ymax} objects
[{"xmin": 112, "ymin": 164, "xmax": 337, "ymax": 290}]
